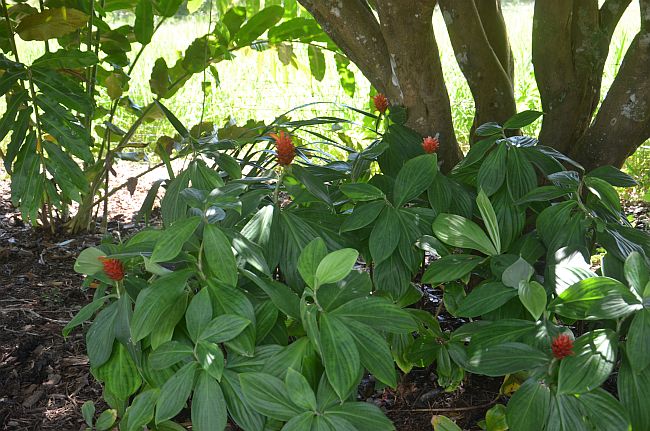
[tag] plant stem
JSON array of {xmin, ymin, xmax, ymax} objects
[
  {"xmin": 1, "ymin": 0, "xmax": 20, "ymax": 63},
  {"xmin": 273, "ymin": 170, "xmax": 285, "ymax": 206}
]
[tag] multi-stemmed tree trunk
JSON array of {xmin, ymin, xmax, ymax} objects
[{"xmin": 298, "ymin": 0, "xmax": 650, "ymax": 172}]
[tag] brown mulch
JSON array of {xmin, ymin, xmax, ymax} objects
[{"xmin": 1, "ymin": 163, "xmax": 649, "ymax": 430}]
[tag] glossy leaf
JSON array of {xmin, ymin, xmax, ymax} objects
[{"xmin": 432, "ymin": 213, "xmax": 498, "ymax": 256}]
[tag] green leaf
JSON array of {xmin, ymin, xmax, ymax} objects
[
  {"xmin": 297, "ymin": 237, "xmax": 327, "ymax": 288},
  {"xmin": 340, "ymin": 183, "xmax": 385, "ymax": 201},
  {"xmin": 86, "ymin": 302, "xmax": 118, "ymax": 367},
  {"xmin": 422, "ymin": 254, "xmax": 483, "ymax": 285},
  {"xmin": 315, "ymin": 249, "xmax": 358, "ymax": 287},
  {"xmin": 63, "ymin": 295, "xmax": 111, "ymax": 337},
  {"xmin": 199, "ymin": 314, "xmax": 251, "ymax": 344},
  {"xmin": 195, "ymin": 341, "xmax": 225, "ymax": 381},
  {"xmin": 578, "ymin": 388, "xmax": 630, "ymax": 431},
  {"xmin": 557, "ymin": 329, "xmax": 617, "ymax": 395},
  {"xmin": 150, "ymin": 341, "xmax": 193, "ymax": 370},
  {"xmin": 432, "ymin": 213, "xmax": 498, "ymax": 256},
  {"xmin": 586, "ymin": 165, "xmax": 637, "ymax": 187},
  {"xmin": 618, "ymin": 355, "xmax": 650, "ymax": 431},
  {"xmin": 203, "ymin": 224, "xmax": 238, "ymax": 286},
  {"xmin": 327, "ymin": 402, "xmax": 396, "ymax": 431},
  {"xmin": 514, "ymin": 185, "xmax": 571, "ymax": 204},
  {"xmin": 340, "ymin": 200, "xmax": 384, "ymax": 232},
  {"xmin": 330, "ymin": 297, "xmax": 417, "ymax": 333},
  {"xmin": 506, "ymin": 378, "xmax": 550, "ymax": 431},
  {"xmin": 283, "ymin": 412, "xmax": 316, "ymax": 430},
  {"xmin": 240, "ymin": 372, "xmax": 302, "ymax": 421},
  {"xmin": 81, "ymin": 401, "xmax": 95, "ymax": 426},
  {"xmin": 503, "ymin": 110, "xmax": 543, "ymax": 129},
  {"xmin": 155, "ymin": 0, "xmax": 184, "ymax": 16},
  {"xmin": 475, "ymin": 122, "xmax": 503, "ymax": 137},
  {"xmin": 585, "ymin": 176, "xmax": 622, "ymax": 214},
  {"xmin": 502, "ymin": 257, "xmax": 534, "ymax": 288},
  {"xmin": 286, "ymin": 368, "xmax": 317, "ymax": 411},
  {"xmin": 518, "ymin": 280, "xmax": 547, "ymax": 319},
  {"xmin": 206, "ymin": 282, "xmax": 256, "ymax": 356},
  {"xmin": 16, "ymin": 8, "xmax": 88, "ymax": 40},
  {"xmin": 455, "ymin": 282, "xmax": 518, "ymax": 317},
  {"xmin": 135, "ymin": 0, "xmax": 154, "ymax": 44},
  {"xmin": 625, "ymin": 308, "xmax": 650, "ymax": 372},
  {"xmin": 393, "ymin": 154, "xmax": 437, "ymax": 207},
  {"xmin": 549, "ymin": 277, "xmax": 642, "ymax": 320},
  {"xmin": 476, "ymin": 190, "xmax": 501, "ymax": 254},
  {"xmin": 0, "ymin": 90, "xmax": 27, "ymax": 144},
  {"xmin": 155, "ymin": 99, "xmax": 189, "ymax": 139},
  {"xmin": 241, "ymin": 270, "xmax": 300, "ymax": 319},
  {"xmin": 369, "ymin": 206, "xmax": 401, "ymax": 263},
  {"xmin": 506, "ymin": 148, "xmax": 537, "ymax": 201},
  {"xmin": 95, "ymin": 342, "xmax": 142, "ymax": 400},
  {"xmin": 131, "ymin": 270, "xmax": 191, "ymax": 342},
  {"xmin": 32, "ymin": 49, "xmax": 98, "ymax": 69},
  {"xmin": 192, "ymin": 371, "xmax": 227, "ymax": 431},
  {"xmin": 123, "ymin": 390, "xmax": 159, "ymax": 431},
  {"xmin": 32, "ymin": 68, "xmax": 91, "ymax": 113},
  {"xmin": 186, "ymin": 288, "xmax": 212, "ymax": 343},
  {"xmin": 431, "ymin": 415, "xmax": 462, "ymax": 431},
  {"xmin": 150, "ymin": 216, "xmax": 200, "ymax": 263},
  {"xmin": 624, "ymin": 251, "xmax": 649, "ymax": 297},
  {"xmin": 73, "ymin": 247, "xmax": 106, "ymax": 275},
  {"xmin": 235, "ymin": 6, "xmax": 284, "ymax": 46},
  {"xmin": 95, "ymin": 409, "xmax": 117, "ymax": 431},
  {"xmin": 467, "ymin": 342, "xmax": 549, "ymax": 376},
  {"xmin": 346, "ymin": 319, "xmax": 397, "ymax": 388},
  {"xmin": 478, "ymin": 143, "xmax": 507, "ymax": 196},
  {"xmin": 155, "ymin": 362, "xmax": 198, "ymax": 424},
  {"xmin": 335, "ymin": 53, "xmax": 356, "ymax": 97},
  {"xmin": 220, "ymin": 370, "xmax": 265, "ymax": 431},
  {"xmin": 320, "ymin": 313, "xmax": 361, "ymax": 400},
  {"xmin": 308, "ymin": 45, "xmax": 326, "ymax": 81}
]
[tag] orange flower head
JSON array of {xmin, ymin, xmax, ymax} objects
[
  {"xmin": 551, "ymin": 334, "xmax": 574, "ymax": 359},
  {"xmin": 100, "ymin": 257, "xmax": 124, "ymax": 281},
  {"xmin": 373, "ymin": 93, "xmax": 389, "ymax": 114},
  {"xmin": 270, "ymin": 131, "xmax": 295, "ymax": 166},
  {"xmin": 422, "ymin": 136, "xmax": 440, "ymax": 154}
]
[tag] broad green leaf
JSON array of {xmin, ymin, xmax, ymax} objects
[
  {"xmin": 485, "ymin": 404, "xmax": 508, "ymax": 431},
  {"xmin": 203, "ymin": 224, "xmax": 238, "ymax": 286},
  {"xmin": 297, "ymin": 237, "xmax": 327, "ymax": 288},
  {"xmin": 467, "ymin": 342, "xmax": 549, "ymax": 376},
  {"xmin": 455, "ymin": 282, "xmax": 518, "ymax": 317},
  {"xmin": 199, "ymin": 314, "xmax": 251, "ymax": 344},
  {"xmin": 503, "ymin": 110, "xmax": 543, "ymax": 129},
  {"xmin": 624, "ymin": 251, "xmax": 649, "ymax": 297},
  {"xmin": 315, "ymin": 248, "xmax": 358, "ymax": 287},
  {"xmin": 393, "ymin": 154, "xmax": 437, "ymax": 207},
  {"xmin": 63, "ymin": 295, "xmax": 113, "ymax": 336},
  {"xmin": 320, "ymin": 313, "xmax": 361, "ymax": 400},
  {"xmin": 549, "ymin": 277, "xmax": 642, "ymax": 320},
  {"xmin": 578, "ymin": 388, "xmax": 630, "ymax": 431},
  {"xmin": 308, "ymin": 45, "xmax": 325, "ymax": 81},
  {"xmin": 340, "ymin": 200, "xmax": 384, "ymax": 232},
  {"xmin": 95, "ymin": 342, "xmax": 142, "ymax": 400},
  {"xmin": 506, "ymin": 378, "xmax": 550, "ymax": 431},
  {"xmin": 32, "ymin": 68, "xmax": 91, "ymax": 113},
  {"xmin": 155, "ymin": 362, "xmax": 198, "ymax": 424},
  {"xmin": 346, "ymin": 319, "xmax": 397, "ymax": 388},
  {"xmin": 192, "ymin": 371, "xmax": 227, "ymax": 431},
  {"xmin": 156, "ymin": 0, "xmax": 184, "ymax": 16},
  {"xmin": 502, "ymin": 257, "xmax": 534, "ymax": 288},
  {"xmin": 518, "ymin": 280, "xmax": 547, "ymax": 319},
  {"xmin": 241, "ymin": 270, "xmax": 300, "ymax": 319},
  {"xmin": 195, "ymin": 341, "xmax": 225, "ymax": 381},
  {"xmin": 340, "ymin": 183, "xmax": 385, "ymax": 201},
  {"xmin": 155, "ymin": 99, "xmax": 189, "ymax": 139},
  {"xmin": 95, "ymin": 409, "xmax": 117, "ymax": 431},
  {"xmin": 432, "ymin": 213, "xmax": 498, "ymax": 256},
  {"xmin": 369, "ymin": 206, "xmax": 401, "ymax": 263},
  {"xmin": 618, "ymin": 356, "xmax": 650, "ymax": 431},
  {"xmin": 81, "ymin": 401, "xmax": 95, "ymax": 426},
  {"xmin": 220, "ymin": 370, "xmax": 265, "ymax": 431},
  {"xmin": 123, "ymin": 390, "xmax": 159, "ymax": 431},
  {"xmin": 586, "ymin": 165, "xmax": 637, "ymax": 187},
  {"xmin": 478, "ymin": 143, "xmax": 507, "ymax": 196},
  {"xmin": 546, "ymin": 393, "xmax": 589, "ymax": 431},
  {"xmin": 186, "ymin": 288, "xmax": 213, "ymax": 342},
  {"xmin": 86, "ymin": 302, "xmax": 118, "ymax": 367},
  {"xmin": 330, "ymin": 297, "xmax": 417, "ymax": 333},
  {"xmin": 74, "ymin": 247, "xmax": 105, "ymax": 275},
  {"xmin": 135, "ymin": 0, "xmax": 154, "ymax": 44},
  {"xmin": 150, "ymin": 341, "xmax": 193, "ymax": 370},
  {"xmin": 557, "ymin": 329, "xmax": 617, "ymax": 394},
  {"xmin": 327, "ymin": 402, "xmax": 396, "ymax": 431},
  {"xmin": 240, "ymin": 372, "xmax": 302, "ymax": 421},
  {"xmin": 150, "ymin": 216, "xmax": 200, "ymax": 263},
  {"xmin": 514, "ymin": 185, "xmax": 572, "ymax": 204},
  {"xmin": 476, "ymin": 190, "xmax": 501, "ymax": 254},
  {"xmin": 475, "ymin": 122, "xmax": 503, "ymax": 137},
  {"xmin": 32, "ymin": 49, "xmax": 98, "ymax": 69},
  {"xmin": 235, "ymin": 6, "xmax": 284, "ymax": 46},
  {"xmin": 16, "ymin": 8, "xmax": 88, "ymax": 40},
  {"xmin": 285, "ymin": 368, "xmax": 317, "ymax": 411},
  {"xmin": 625, "ymin": 308, "xmax": 650, "ymax": 372},
  {"xmin": 131, "ymin": 270, "xmax": 191, "ymax": 342},
  {"xmin": 422, "ymin": 254, "xmax": 483, "ymax": 285},
  {"xmin": 282, "ymin": 412, "xmax": 316, "ymax": 430},
  {"xmin": 507, "ymin": 148, "xmax": 537, "ymax": 201},
  {"xmin": 431, "ymin": 415, "xmax": 462, "ymax": 431},
  {"xmin": 206, "ymin": 281, "xmax": 256, "ymax": 356}
]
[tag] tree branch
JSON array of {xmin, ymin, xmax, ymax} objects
[
  {"xmin": 373, "ymin": 0, "xmax": 462, "ymax": 169},
  {"xmin": 296, "ymin": 0, "xmax": 398, "ymax": 98},
  {"xmin": 600, "ymin": 0, "xmax": 633, "ymax": 37},
  {"xmin": 439, "ymin": 0, "xmax": 517, "ymax": 138},
  {"xmin": 474, "ymin": 0, "xmax": 514, "ymax": 80}
]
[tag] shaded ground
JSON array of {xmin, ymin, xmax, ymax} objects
[{"xmin": 1, "ymin": 164, "xmax": 649, "ymax": 430}]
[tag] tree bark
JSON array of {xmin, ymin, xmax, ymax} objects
[
  {"xmin": 572, "ymin": 1, "xmax": 650, "ymax": 170},
  {"xmin": 439, "ymin": 0, "xmax": 517, "ymax": 139},
  {"xmin": 298, "ymin": 0, "xmax": 462, "ymax": 170}
]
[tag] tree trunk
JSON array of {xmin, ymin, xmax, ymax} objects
[
  {"xmin": 439, "ymin": 0, "xmax": 517, "ymax": 138},
  {"xmin": 297, "ymin": 0, "xmax": 462, "ymax": 171}
]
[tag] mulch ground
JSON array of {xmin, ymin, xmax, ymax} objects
[{"xmin": 1, "ymin": 165, "xmax": 648, "ymax": 430}]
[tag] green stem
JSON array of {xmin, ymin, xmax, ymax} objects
[
  {"xmin": 1, "ymin": 0, "xmax": 20, "ymax": 63},
  {"xmin": 273, "ymin": 170, "xmax": 285, "ymax": 206}
]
